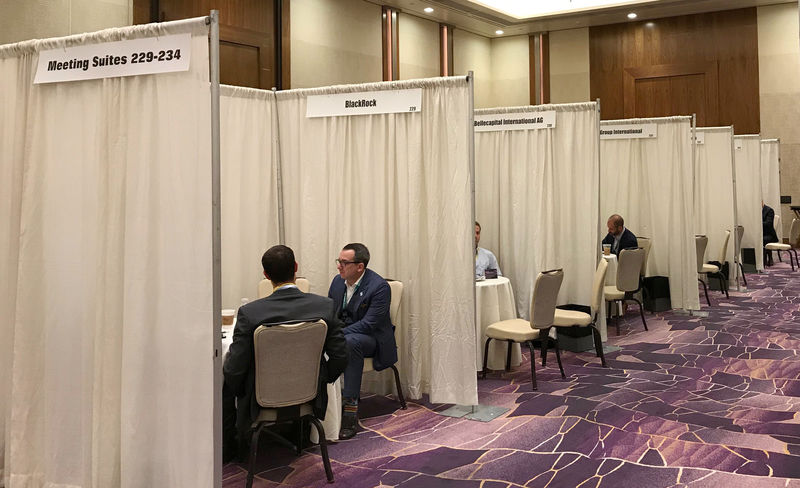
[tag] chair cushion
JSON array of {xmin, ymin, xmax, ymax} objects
[
  {"xmin": 603, "ymin": 285, "xmax": 624, "ymax": 300},
  {"xmin": 253, "ymin": 402, "xmax": 314, "ymax": 424},
  {"xmin": 765, "ymin": 243, "xmax": 791, "ymax": 251},
  {"xmin": 701, "ymin": 263, "xmax": 719, "ymax": 273},
  {"xmin": 553, "ymin": 309, "xmax": 592, "ymax": 327},
  {"xmin": 485, "ymin": 319, "xmax": 542, "ymax": 342}
]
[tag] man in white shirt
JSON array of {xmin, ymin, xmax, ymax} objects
[{"xmin": 475, "ymin": 221, "xmax": 502, "ymax": 278}]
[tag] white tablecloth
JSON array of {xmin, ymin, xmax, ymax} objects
[
  {"xmin": 475, "ymin": 277, "xmax": 522, "ymax": 371},
  {"xmin": 222, "ymin": 320, "xmax": 341, "ymax": 442}
]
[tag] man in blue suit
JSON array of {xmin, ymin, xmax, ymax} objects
[
  {"xmin": 328, "ymin": 243, "xmax": 397, "ymax": 440},
  {"xmin": 601, "ymin": 214, "xmax": 638, "ymax": 256}
]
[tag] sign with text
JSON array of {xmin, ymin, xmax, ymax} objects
[
  {"xmin": 694, "ymin": 132, "xmax": 705, "ymax": 145},
  {"xmin": 473, "ymin": 111, "xmax": 556, "ymax": 132},
  {"xmin": 306, "ymin": 88, "xmax": 422, "ymax": 117},
  {"xmin": 34, "ymin": 34, "xmax": 191, "ymax": 84},
  {"xmin": 600, "ymin": 124, "xmax": 658, "ymax": 140},
  {"xmin": 735, "ymin": 139, "xmax": 744, "ymax": 150}
]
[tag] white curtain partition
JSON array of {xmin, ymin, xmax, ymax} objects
[
  {"xmin": 276, "ymin": 77, "xmax": 477, "ymax": 405},
  {"xmin": 475, "ymin": 103, "xmax": 600, "ymax": 322},
  {"xmin": 694, "ymin": 127, "xmax": 737, "ymax": 279},
  {"xmin": 735, "ymin": 135, "xmax": 764, "ymax": 271},
  {"xmin": 600, "ymin": 117, "xmax": 700, "ymax": 310},
  {"xmin": 761, "ymin": 139, "xmax": 782, "ymax": 240},
  {"xmin": 220, "ymin": 86, "xmax": 280, "ymax": 308},
  {"xmin": 0, "ymin": 20, "xmax": 214, "ymax": 488}
]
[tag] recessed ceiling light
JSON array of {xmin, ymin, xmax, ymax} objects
[
  {"xmin": 645, "ymin": 21, "xmax": 654, "ymax": 27},
  {"xmin": 627, "ymin": 12, "xmax": 637, "ymax": 19},
  {"xmin": 495, "ymin": 29, "xmax": 504, "ymax": 35},
  {"xmin": 423, "ymin": 7, "xmax": 434, "ymax": 13}
]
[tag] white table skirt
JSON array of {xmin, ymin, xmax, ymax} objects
[
  {"xmin": 222, "ymin": 321, "xmax": 341, "ymax": 442},
  {"xmin": 475, "ymin": 276, "xmax": 522, "ymax": 371}
]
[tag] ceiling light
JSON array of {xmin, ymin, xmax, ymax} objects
[
  {"xmin": 495, "ymin": 29, "xmax": 504, "ymax": 35},
  {"xmin": 423, "ymin": 7, "xmax": 434, "ymax": 13},
  {"xmin": 645, "ymin": 21, "xmax": 654, "ymax": 27},
  {"xmin": 627, "ymin": 12, "xmax": 637, "ymax": 19}
]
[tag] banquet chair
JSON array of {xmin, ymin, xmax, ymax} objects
[
  {"xmin": 553, "ymin": 259, "xmax": 609, "ymax": 367},
  {"xmin": 481, "ymin": 269, "xmax": 563, "ymax": 391},
  {"xmin": 636, "ymin": 236, "xmax": 652, "ymax": 303},
  {"xmin": 604, "ymin": 248, "xmax": 647, "ymax": 335},
  {"xmin": 765, "ymin": 214, "xmax": 795, "ymax": 271},
  {"xmin": 699, "ymin": 230, "xmax": 730, "ymax": 299},
  {"xmin": 735, "ymin": 225, "xmax": 747, "ymax": 286},
  {"xmin": 361, "ymin": 280, "xmax": 406, "ymax": 409},
  {"xmin": 246, "ymin": 320, "xmax": 334, "ymax": 487},
  {"xmin": 258, "ymin": 277, "xmax": 311, "ymax": 299},
  {"xmin": 695, "ymin": 235, "xmax": 714, "ymax": 306}
]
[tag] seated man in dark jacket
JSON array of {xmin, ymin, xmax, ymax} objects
[
  {"xmin": 602, "ymin": 214, "xmax": 638, "ymax": 256},
  {"xmin": 763, "ymin": 202, "xmax": 780, "ymax": 265},
  {"xmin": 222, "ymin": 245, "xmax": 348, "ymax": 462}
]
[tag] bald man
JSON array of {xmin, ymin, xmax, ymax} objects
[{"xmin": 601, "ymin": 214, "xmax": 638, "ymax": 256}]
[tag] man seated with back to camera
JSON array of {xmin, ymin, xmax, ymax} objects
[
  {"xmin": 762, "ymin": 201, "xmax": 779, "ymax": 265},
  {"xmin": 474, "ymin": 221, "xmax": 502, "ymax": 278},
  {"xmin": 222, "ymin": 245, "xmax": 348, "ymax": 463},
  {"xmin": 328, "ymin": 243, "xmax": 397, "ymax": 440},
  {"xmin": 602, "ymin": 214, "xmax": 638, "ymax": 256}
]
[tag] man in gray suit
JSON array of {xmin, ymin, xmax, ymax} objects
[{"xmin": 222, "ymin": 245, "xmax": 348, "ymax": 462}]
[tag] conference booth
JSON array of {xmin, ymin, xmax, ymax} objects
[
  {"xmin": 734, "ymin": 135, "xmax": 765, "ymax": 272},
  {"xmin": 761, "ymin": 139, "xmax": 782, "ymax": 240}
]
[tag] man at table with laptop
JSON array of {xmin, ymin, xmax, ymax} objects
[
  {"xmin": 222, "ymin": 245, "xmax": 348, "ymax": 463},
  {"xmin": 475, "ymin": 221, "xmax": 502, "ymax": 279},
  {"xmin": 328, "ymin": 243, "xmax": 397, "ymax": 440},
  {"xmin": 602, "ymin": 214, "xmax": 638, "ymax": 256}
]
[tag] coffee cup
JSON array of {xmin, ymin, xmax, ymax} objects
[
  {"xmin": 222, "ymin": 309, "xmax": 235, "ymax": 326},
  {"xmin": 602, "ymin": 244, "xmax": 611, "ymax": 256}
]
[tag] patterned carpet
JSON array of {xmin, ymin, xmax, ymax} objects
[{"xmin": 224, "ymin": 264, "xmax": 800, "ymax": 487}]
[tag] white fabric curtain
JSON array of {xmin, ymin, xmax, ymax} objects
[
  {"xmin": 761, "ymin": 139, "xmax": 782, "ymax": 240},
  {"xmin": 0, "ymin": 20, "xmax": 214, "ymax": 488},
  {"xmin": 600, "ymin": 117, "xmax": 699, "ymax": 310},
  {"xmin": 734, "ymin": 135, "xmax": 764, "ymax": 271},
  {"xmin": 220, "ymin": 86, "xmax": 280, "ymax": 308},
  {"xmin": 276, "ymin": 77, "xmax": 477, "ymax": 405},
  {"xmin": 694, "ymin": 127, "xmax": 736, "ymax": 279},
  {"xmin": 475, "ymin": 103, "xmax": 600, "ymax": 322}
]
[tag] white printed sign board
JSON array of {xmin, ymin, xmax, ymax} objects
[
  {"xmin": 474, "ymin": 111, "xmax": 556, "ymax": 132},
  {"xmin": 600, "ymin": 124, "xmax": 658, "ymax": 140},
  {"xmin": 306, "ymin": 89, "xmax": 422, "ymax": 117},
  {"xmin": 34, "ymin": 34, "xmax": 192, "ymax": 84},
  {"xmin": 695, "ymin": 132, "xmax": 705, "ymax": 145}
]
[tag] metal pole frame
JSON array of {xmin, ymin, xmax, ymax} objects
[
  {"xmin": 208, "ymin": 9, "xmax": 223, "ymax": 488},
  {"xmin": 467, "ymin": 71, "xmax": 477, "ymax": 408},
  {"xmin": 595, "ymin": 99, "xmax": 606, "ymax": 341},
  {"xmin": 730, "ymin": 126, "xmax": 742, "ymax": 291},
  {"xmin": 272, "ymin": 88, "xmax": 286, "ymax": 244}
]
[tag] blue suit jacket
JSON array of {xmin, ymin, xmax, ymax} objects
[
  {"xmin": 602, "ymin": 228, "xmax": 638, "ymax": 256},
  {"xmin": 328, "ymin": 268, "xmax": 398, "ymax": 371}
]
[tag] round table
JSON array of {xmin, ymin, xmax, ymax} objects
[{"xmin": 475, "ymin": 276, "xmax": 522, "ymax": 371}]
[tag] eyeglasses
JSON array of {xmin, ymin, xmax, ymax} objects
[{"xmin": 335, "ymin": 259, "xmax": 361, "ymax": 267}]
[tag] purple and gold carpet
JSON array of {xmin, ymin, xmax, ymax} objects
[{"xmin": 224, "ymin": 264, "xmax": 800, "ymax": 487}]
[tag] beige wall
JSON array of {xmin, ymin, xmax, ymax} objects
[
  {"xmin": 0, "ymin": 0, "xmax": 131, "ymax": 45},
  {"xmin": 758, "ymin": 3, "xmax": 800, "ymax": 238},
  {"xmin": 399, "ymin": 14, "xmax": 439, "ymax": 80},
  {"xmin": 453, "ymin": 29, "xmax": 492, "ymax": 108},
  {"xmin": 549, "ymin": 27, "xmax": 591, "ymax": 103},
  {"xmin": 490, "ymin": 35, "xmax": 529, "ymax": 107},
  {"xmin": 290, "ymin": 0, "xmax": 382, "ymax": 89}
]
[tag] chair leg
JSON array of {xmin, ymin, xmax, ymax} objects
[
  {"xmin": 615, "ymin": 300, "xmax": 621, "ymax": 336},
  {"xmin": 739, "ymin": 262, "xmax": 747, "ymax": 286},
  {"xmin": 308, "ymin": 416, "xmax": 335, "ymax": 483},
  {"xmin": 389, "ymin": 365, "xmax": 406, "ymax": 409},
  {"xmin": 552, "ymin": 337, "xmax": 565, "ymax": 379},
  {"xmin": 591, "ymin": 326, "xmax": 607, "ymax": 368},
  {"xmin": 296, "ymin": 418, "xmax": 304, "ymax": 456},
  {"xmin": 246, "ymin": 422, "xmax": 266, "ymax": 488},
  {"xmin": 527, "ymin": 341, "xmax": 538, "ymax": 391},
  {"xmin": 718, "ymin": 272, "xmax": 729, "ymax": 298},
  {"xmin": 541, "ymin": 328, "xmax": 550, "ymax": 367},
  {"xmin": 789, "ymin": 250, "xmax": 796, "ymax": 271},
  {"xmin": 778, "ymin": 250, "xmax": 783, "ymax": 263},
  {"xmin": 481, "ymin": 338, "xmax": 491, "ymax": 379},
  {"xmin": 505, "ymin": 340, "xmax": 513, "ymax": 371},
  {"xmin": 699, "ymin": 277, "xmax": 710, "ymax": 306},
  {"xmin": 628, "ymin": 298, "xmax": 648, "ymax": 330}
]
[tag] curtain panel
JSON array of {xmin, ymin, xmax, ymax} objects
[
  {"xmin": 474, "ymin": 103, "xmax": 600, "ymax": 326},
  {"xmin": 220, "ymin": 86, "xmax": 280, "ymax": 309},
  {"xmin": 600, "ymin": 117, "xmax": 700, "ymax": 311},
  {"xmin": 0, "ymin": 19, "xmax": 214, "ymax": 488},
  {"xmin": 275, "ymin": 77, "xmax": 477, "ymax": 405},
  {"xmin": 694, "ymin": 127, "xmax": 737, "ymax": 279},
  {"xmin": 761, "ymin": 139, "xmax": 782, "ymax": 241},
  {"xmin": 734, "ymin": 135, "xmax": 764, "ymax": 271}
]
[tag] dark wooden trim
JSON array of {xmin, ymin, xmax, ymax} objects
[
  {"xmin": 622, "ymin": 61, "xmax": 719, "ymax": 119},
  {"xmin": 529, "ymin": 34, "xmax": 536, "ymax": 104},
  {"xmin": 440, "ymin": 24, "xmax": 454, "ymax": 76},
  {"xmin": 540, "ymin": 32, "xmax": 550, "ymax": 104},
  {"xmin": 281, "ymin": 0, "xmax": 291, "ymax": 89}
]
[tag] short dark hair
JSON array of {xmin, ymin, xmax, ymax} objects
[
  {"xmin": 475, "ymin": 221, "xmax": 481, "ymax": 230},
  {"xmin": 608, "ymin": 214, "xmax": 624, "ymax": 228},
  {"xmin": 343, "ymin": 243, "xmax": 370, "ymax": 267},
  {"xmin": 261, "ymin": 245, "xmax": 295, "ymax": 284}
]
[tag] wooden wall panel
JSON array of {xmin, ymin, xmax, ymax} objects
[{"xmin": 590, "ymin": 8, "xmax": 759, "ymax": 133}]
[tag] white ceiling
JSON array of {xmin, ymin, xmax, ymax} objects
[{"xmin": 365, "ymin": 0, "xmax": 795, "ymax": 37}]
